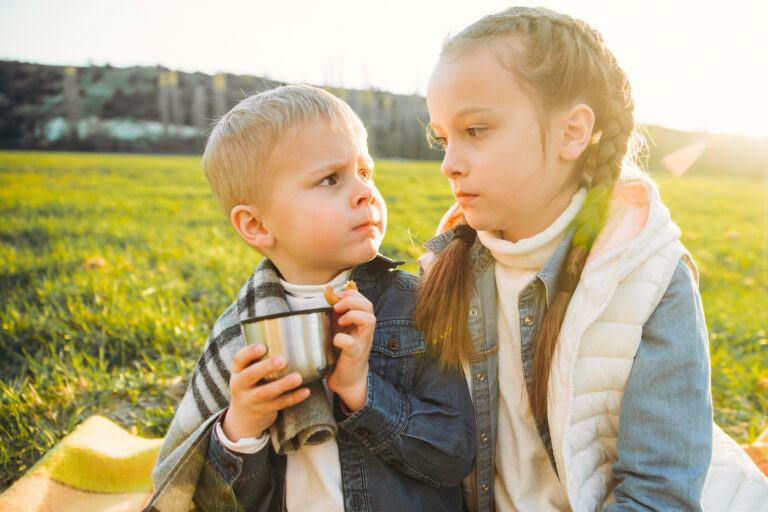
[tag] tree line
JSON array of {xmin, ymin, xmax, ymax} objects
[{"xmin": 0, "ymin": 59, "xmax": 765, "ymax": 177}]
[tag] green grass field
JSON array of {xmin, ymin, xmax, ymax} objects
[{"xmin": 1, "ymin": 151, "xmax": 766, "ymax": 488}]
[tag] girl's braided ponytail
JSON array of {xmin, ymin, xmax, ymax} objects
[{"xmin": 418, "ymin": 7, "xmax": 638, "ymax": 423}]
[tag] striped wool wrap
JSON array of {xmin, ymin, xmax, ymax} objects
[{"xmin": 147, "ymin": 258, "xmax": 292, "ymax": 512}]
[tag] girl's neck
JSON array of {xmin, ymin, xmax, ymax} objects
[
  {"xmin": 479, "ymin": 188, "xmax": 586, "ymax": 270},
  {"xmin": 500, "ymin": 182, "xmax": 581, "ymax": 243}
]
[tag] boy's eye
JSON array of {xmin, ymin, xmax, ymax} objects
[
  {"xmin": 320, "ymin": 174, "xmax": 338, "ymax": 186},
  {"xmin": 358, "ymin": 168, "xmax": 374, "ymax": 181},
  {"xmin": 466, "ymin": 127, "xmax": 487, "ymax": 137}
]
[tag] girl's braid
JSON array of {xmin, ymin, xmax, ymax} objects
[{"xmin": 526, "ymin": 10, "xmax": 637, "ymax": 420}]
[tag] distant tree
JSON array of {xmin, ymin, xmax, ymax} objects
[{"xmin": 63, "ymin": 67, "xmax": 81, "ymax": 138}]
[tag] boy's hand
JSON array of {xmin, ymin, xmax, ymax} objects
[
  {"xmin": 327, "ymin": 289, "xmax": 375, "ymax": 412},
  {"xmin": 222, "ymin": 343, "xmax": 310, "ymax": 442}
]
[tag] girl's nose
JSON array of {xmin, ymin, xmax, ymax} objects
[{"xmin": 441, "ymin": 146, "xmax": 467, "ymax": 178}]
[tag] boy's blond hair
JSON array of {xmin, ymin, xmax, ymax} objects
[{"xmin": 202, "ymin": 84, "xmax": 368, "ymax": 215}]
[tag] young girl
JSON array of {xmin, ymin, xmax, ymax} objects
[{"xmin": 417, "ymin": 6, "xmax": 768, "ymax": 512}]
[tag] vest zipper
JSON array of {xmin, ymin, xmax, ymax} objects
[{"xmin": 558, "ymin": 247, "xmax": 631, "ymax": 501}]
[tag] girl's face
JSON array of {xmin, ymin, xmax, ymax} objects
[{"xmin": 426, "ymin": 45, "xmax": 579, "ymax": 242}]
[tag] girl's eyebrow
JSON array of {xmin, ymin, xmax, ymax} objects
[{"xmin": 455, "ymin": 106, "xmax": 492, "ymax": 117}]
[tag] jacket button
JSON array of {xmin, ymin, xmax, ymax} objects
[
  {"xmin": 387, "ymin": 336, "xmax": 400, "ymax": 351},
  {"xmin": 475, "ymin": 372, "xmax": 486, "ymax": 382},
  {"xmin": 223, "ymin": 460, "xmax": 236, "ymax": 474},
  {"xmin": 481, "ymin": 483, "xmax": 489, "ymax": 492},
  {"xmin": 523, "ymin": 316, "xmax": 534, "ymax": 326},
  {"xmin": 469, "ymin": 307, "xmax": 479, "ymax": 318},
  {"xmin": 355, "ymin": 428, "xmax": 369, "ymax": 438},
  {"xmin": 480, "ymin": 433, "xmax": 489, "ymax": 442},
  {"xmin": 389, "ymin": 459, "xmax": 402, "ymax": 469}
]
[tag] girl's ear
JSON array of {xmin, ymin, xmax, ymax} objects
[
  {"xmin": 230, "ymin": 205, "xmax": 275, "ymax": 249},
  {"xmin": 558, "ymin": 104, "xmax": 595, "ymax": 161}
]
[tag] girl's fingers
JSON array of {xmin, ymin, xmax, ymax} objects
[{"xmin": 232, "ymin": 343, "xmax": 267, "ymax": 373}]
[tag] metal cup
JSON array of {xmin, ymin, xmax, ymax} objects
[{"xmin": 241, "ymin": 308, "xmax": 337, "ymax": 383}]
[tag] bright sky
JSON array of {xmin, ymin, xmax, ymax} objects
[{"xmin": 1, "ymin": 0, "xmax": 767, "ymax": 137}]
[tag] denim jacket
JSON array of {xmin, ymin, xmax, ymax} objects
[
  {"xmin": 186, "ymin": 256, "xmax": 476, "ymax": 512},
  {"xmin": 423, "ymin": 223, "xmax": 712, "ymax": 511}
]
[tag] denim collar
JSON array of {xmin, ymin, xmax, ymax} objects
[
  {"xmin": 236, "ymin": 254, "xmax": 403, "ymax": 322},
  {"xmin": 424, "ymin": 226, "xmax": 574, "ymax": 305},
  {"xmin": 351, "ymin": 254, "xmax": 405, "ymax": 283},
  {"xmin": 536, "ymin": 229, "xmax": 574, "ymax": 305}
]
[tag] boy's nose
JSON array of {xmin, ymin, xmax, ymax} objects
[{"xmin": 351, "ymin": 178, "xmax": 376, "ymax": 207}]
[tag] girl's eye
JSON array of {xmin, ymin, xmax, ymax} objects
[
  {"xmin": 467, "ymin": 127, "xmax": 487, "ymax": 137},
  {"xmin": 427, "ymin": 129, "xmax": 447, "ymax": 150},
  {"xmin": 359, "ymin": 168, "xmax": 374, "ymax": 181},
  {"xmin": 320, "ymin": 174, "xmax": 338, "ymax": 186}
]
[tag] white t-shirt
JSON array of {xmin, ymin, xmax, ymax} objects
[
  {"xmin": 476, "ymin": 190, "xmax": 585, "ymax": 511},
  {"xmin": 216, "ymin": 269, "xmax": 352, "ymax": 511}
]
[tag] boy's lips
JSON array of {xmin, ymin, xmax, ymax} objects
[{"xmin": 354, "ymin": 219, "xmax": 382, "ymax": 232}]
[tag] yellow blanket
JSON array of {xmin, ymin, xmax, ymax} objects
[
  {"xmin": 1, "ymin": 415, "xmax": 766, "ymax": 512},
  {"xmin": 0, "ymin": 416, "xmax": 162, "ymax": 512}
]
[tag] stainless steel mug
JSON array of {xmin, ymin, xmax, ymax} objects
[{"xmin": 241, "ymin": 308, "xmax": 336, "ymax": 383}]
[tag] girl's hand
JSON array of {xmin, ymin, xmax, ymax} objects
[
  {"xmin": 327, "ymin": 289, "xmax": 375, "ymax": 412},
  {"xmin": 222, "ymin": 343, "xmax": 310, "ymax": 442}
]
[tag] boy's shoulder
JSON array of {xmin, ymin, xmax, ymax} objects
[
  {"xmin": 353, "ymin": 256, "xmax": 419, "ymax": 322},
  {"xmin": 353, "ymin": 255, "xmax": 418, "ymax": 290}
]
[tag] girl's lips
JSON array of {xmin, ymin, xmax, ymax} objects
[{"xmin": 455, "ymin": 193, "xmax": 478, "ymax": 206}]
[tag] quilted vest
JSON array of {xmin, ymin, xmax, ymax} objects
[{"xmin": 547, "ymin": 179, "xmax": 768, "ymax": 511}]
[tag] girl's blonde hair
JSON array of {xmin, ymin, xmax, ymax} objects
[
  {"xmin": 203, "ymin": 84, "xmax": 368, "ymax": 215},
  {"xmin": 416, "ymin": 7, "xmax": 638, "ymax": 421}
]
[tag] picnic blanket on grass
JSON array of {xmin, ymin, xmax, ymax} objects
[
  {"xmin": 0, "ymin": 416, "xmax": 161, "ymax": 512},
  {"xmin": 1, "ymin": 415, "xmax": 767, "ymax": 512}
]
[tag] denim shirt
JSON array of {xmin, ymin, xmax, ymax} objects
[
  {"xmin": 197, "ymin": 257, "xmax": 477, "ymax": 512},
  {"xmin": 424, "ymin": 229, "xmax": 712, "ymax": 512}
]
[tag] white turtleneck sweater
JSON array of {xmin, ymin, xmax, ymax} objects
[
  {"xmin": 477, "ymin": 190, "xmax": 585, "ymax": 512},
  {"xmin": 216, "ymin": 269, "xmax": 352, "ymax": 512}
]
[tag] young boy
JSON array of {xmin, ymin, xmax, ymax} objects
[{"xmin": 147, "ymin": 85, "xmax": 475, "ymax": 512}]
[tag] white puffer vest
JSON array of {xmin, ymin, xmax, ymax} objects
[{"xmin": 547, "ymin": 177, "xmax": 768, "ymax": 511}]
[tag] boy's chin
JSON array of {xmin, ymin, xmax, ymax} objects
[{"xmin": 348, "ymin": 243, "xmax": 381, "ymax": 266}]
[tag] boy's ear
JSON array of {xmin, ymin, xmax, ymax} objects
[
  {"xmin": 230, "ymin": 205, "xmax": 275, "ymax": 249},
  {"xmin": 558, "ymin": 104, "xmax": 595, "ymax": 161}
]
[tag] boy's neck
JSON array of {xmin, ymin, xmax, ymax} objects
[{"xmin": 272, "ymin": 262, "xmax": 355, "ymax": 286}]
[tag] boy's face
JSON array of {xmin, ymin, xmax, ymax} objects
[{"xmin": 258, "ymin": 116, "xmax": 386, "ymax": 284}]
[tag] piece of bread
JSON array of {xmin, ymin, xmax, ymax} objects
[{"xmin": 323, "ymin": 280, "xmax": 358, "ymax": 306}]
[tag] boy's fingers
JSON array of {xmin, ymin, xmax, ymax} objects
[
  {"xmin": 232, "ymin": 343, "xmax": 267, "ymax": 373},
  {"xmin": 264, "ymin": 386, "xmax": 311, "ymax": 412},
  {"xmin": 333, "ymin": 292, "xmax": 373, "ymax": 314},
  {"xmin": 249, "ymin": 372, "xmax": 303, "ymax": 402},
  {"xmin": 336, "ymin": 310, "xmax": 375, "ymax": 328},
  {"xmin": 333, "ymin": 332, "xmax": 355, "ymax": 351},
  {"xmin": 235, "ymin": 355, "xmax": 288, "ymax": 388}
]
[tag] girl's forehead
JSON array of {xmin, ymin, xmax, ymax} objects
[{"xmin": 427, "ymin": 51, "xmax": 533, "ymax": 121}]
